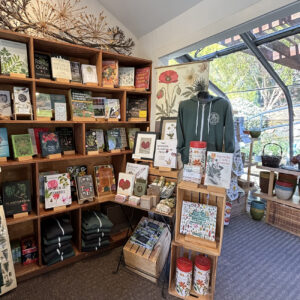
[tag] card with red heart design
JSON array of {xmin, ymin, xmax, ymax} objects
[
  {"xmin": 132, "ymin": 132, "xmax": 158, "ymax": 161},
  {"xmin": 117, "ymin": 172, "xmax": 135, "ymax": 196}
]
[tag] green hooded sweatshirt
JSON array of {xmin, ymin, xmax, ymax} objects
[{"xmin": 176, "ymin": 95, "xmax": 235, "ymax": 164}]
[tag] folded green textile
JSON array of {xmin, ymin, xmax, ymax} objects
[
  {"xmin": 82, "ymin": 231, "xmax": 109, "ymax": 241},
  {"xmin": 81, "ymin": 240, "xmax": 110, "ymax": 252},
  {"xmin": 42, "ymin": 216, "xmax": 73, "ymax": 240},
  {"xmin": 82, "ymin": 211, "xmax": 113, "ymax": 231},
  {"xmin": 42, "ymin": 248, "xmax": 75, "ymax": 266},
  {"xmin": 81, "ymin": 237, "xmax": 109, "ymax": 248},
  {"xmin": 43, "ymin": 235, "xmax": 72, "ymax": 246},
  {"xmin": 43, "ymin": 240, "xmax": 70, "ymax": 254},
  {"xmin": 42, "ymin": 243, "xmax": 73, "ymax": 263},
  {"xmin": 82, "ymin": 227, "xmax": 111, "ymax": 235}
]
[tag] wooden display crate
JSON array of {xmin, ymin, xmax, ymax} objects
[
  {"xmin": 175, "ymin": 182, "xmax": 226, "ymax": 256},
  {"xmin": 169, "ymin": 241, "xmax": 218, "ymax": 300},
  {"xmin": 123, "ymin": 217, "xmax": 171, "ymax": 283}
]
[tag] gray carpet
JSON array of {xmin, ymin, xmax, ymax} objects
[{"xmin": 2, "ymin": 213, "xmax": 300, "ymax": 300}]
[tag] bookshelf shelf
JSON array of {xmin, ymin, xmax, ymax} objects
[{"xmin": 0, "ymin": 28, "xmax": 152, "ymax": 281}]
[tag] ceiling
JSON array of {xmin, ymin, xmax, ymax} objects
[{"xmin": 98, "ymin": 0, "xmax": 203, "ymax": 38}]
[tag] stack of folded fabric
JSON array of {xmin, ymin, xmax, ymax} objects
[
  {"xmin": 81, "ymin": 210, "xmax": 113, "ymax": 252},
  {"xmin": 42, "ymin": 216, "xmax": 75, "ymax": 265}
]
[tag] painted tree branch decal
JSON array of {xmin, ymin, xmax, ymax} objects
[{"xmin": 0, "ymin": 0, "xmax": 135, "ymax": 55}]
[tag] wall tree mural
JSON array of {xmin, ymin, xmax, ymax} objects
[{"xmin": 0, "ymin": 0, "xmax": 135, "ymax": 55}]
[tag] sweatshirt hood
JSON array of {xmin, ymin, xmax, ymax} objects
[{"xmin": 192, "ymin": 95, "xmax": 222, "ymax": 139}]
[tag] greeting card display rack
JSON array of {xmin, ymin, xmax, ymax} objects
[
  {"xmin": 0, "ymin": 28, "xmax": 152, "ymax": 282},
  {"xmin": 169, "ymin": 181, "xmax": 226, "ymax": 300}
]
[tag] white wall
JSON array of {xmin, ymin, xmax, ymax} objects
[{"xmin": 136, "ymin": 0, "xmax": 297, "ymax": 128}]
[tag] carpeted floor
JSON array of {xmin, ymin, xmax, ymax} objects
[{"xmin": 3, "ymin": 213, "xmax": 300, "ymax": 300}]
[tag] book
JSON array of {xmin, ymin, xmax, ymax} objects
[
  {"xmin": 204, "ymin": 151, "xmax": 233, "ymax": 189},
  {"xmin": 70, "ymin": 61, "xmax": 82, "ymax": 82},
  {"xmin": 81, "ymin": 64, "xmax": 98, "ymax": 84},
  {"xmin": 50, "ymin": 94, "xmax": 66, "ymax": 110},
  {"xmin": 95, "ymin": 129, "xmax": 105, "ymax": 151},
  {"xmin": 105, "ymin": 98, "xmax": 120, "ymax": 119},
  {"xmin": 102, "ymin": 60, "xmax": 118, "ymax": 87},
  {"xmin": 36, "ymin": 92, "xmax": 52, "ymax": 118},
  {"xmin": 85, "ymin": 130, "xmax": 98, "ymax": 152},
  {"xmin": 76, "ymin": 175, "xmax": 95, "ymax": 204},
  {"xmin": 135, "ymin": 67, "xmax": 150, "ymax": 89},
  {"xmin": 39, "ymin": 132, "xmax": 61, "ymax": 157},
  {"xmin": 54, "ymin": 102, "xmax": 67, "ymax": 121},
  {"xmin": 94, "ymin": 164, "xmax": 116, "ymax": 194},
  {"xmin": 34, "ymin": 53, "xmax": 51, "ymax": 79},
  {"xmin": 126, "ymin": 96, "xmax": 147, "ymax": 120},
  {"xmin": 117, "ymin": 172, "xmax": 135, "ymax": 196},
  {"xmin": 13, "ymin": 87, "xmax": 32, "ymax": 115},
  {"xmin": 120, "ymin": 127, "xmax": 128, "ymax": 149},
  {"xmin": 0, "ymin": 128, "xmax": 9, "ymax": 157},
  {"xmin": 106, "ymin": 128, "xmax": 122, "ymax": 151},
  {"xmin": 51, "ymin": 56, "xmax": 72, "ymax": 80},
  {"xmin": 56, "ymin": 127, "xmax": 75, "ymax": 153},
  {"xmin": 66, "ymin": 165, "xmax": 87, "ymax": 196},
  {"xmin": 119, "ymin": 67, "xmax": 135, "ymax": 87},
  {"xmin": 39, "ymin": 171, "xmax": 58, "ymax": 202},
  {"xmin": 31, "ymin": 127, "xmax": 49, "ymax": 154},
  {"xmin": 0, "ymin": 90, "xmax": 12, "ymax": 118},
  {"xmin": 11, "ymin": 134, "xmax": 33, "ymax": 158},
  {"xmin": 0, "ymin": 39, "xmax": 29, "ymax": 76},
  {"xmin": 180, "ymin": 201, "xmax": 217, "ymax": 242},
  {"xmin": 44, "ymin": 173, "xmax": 72, "ymax": 209},
  {"xmin": 126, "ymin": 162, "xmax": 149, "ymax": 181},
  {"xmin": 2, "ymin": 180, "xmax": 31, "ymax": 216},
  {"xmin": 154, "ymin": 140, "xmax": 177, "ymax": 169},
  {"xmin": 93, "ymin": 97, "xmax": 106, "ymax": 119},
  {"xmin": 70, "ymin": 89, "xmax": 94, "ymax": 119},
  {"xmin": 127, "ymin": 128, "xmax": 140, "ymax": 150}
]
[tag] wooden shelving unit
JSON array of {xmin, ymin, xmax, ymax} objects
[
  {"xmin": 255, "ymin": 165, "xmax": 300, "ymax": 236},
  {"xmin": 0, "ymin": 28, "xmax": 152, "ymax": 281}
]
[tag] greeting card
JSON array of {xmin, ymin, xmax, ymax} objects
[{"xmin": 117, "ymin": 172, "xmax": 135, "ymax": 196}]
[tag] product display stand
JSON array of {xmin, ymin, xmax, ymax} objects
[
  {"xmin": 0, "ymin": 28, "xmax": 152, "ymax": 282},
  {"xmin": 254, "ymin": 165, "xmax": 300, "ymax": 236},
  {"xmin": 169, "ymin": 181, "xmax": 226, "ymax": 299}
]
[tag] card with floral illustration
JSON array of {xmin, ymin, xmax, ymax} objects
[
  {"xmin": 76, "ymin": 175, "xmax": 95, "ymax": 204},
  {"xmin": 180, "ymin": 201, "xmax": 217, "ymax": 242},
  {"xmin": 39, "ymin": 132, "xmax": 61, "ymax": 157},
  {"xmin": 0, "ymin": 39, "xmax": 29, "ymax": 76},
  {"xmin": 0, "ymin": 90, "xmax": 12, "ymax": 118},
  {"xmin": 132, "ymin": 132, "xmax": 158, "ymax": 161},
  {"xmin": 117, "ymin": 172, "xmax": 135, "ymax": 196},
  {"xmin": 204, "ymin": 152, "xmax": 233, "ymax": 189},
  {"xmin": 11, "ymin": 134, "xmax": 33, "ymax": 158},
  {"xmin": 94, "ymin": 164, "xmax": 116, "ymax": 195},
  {"xmin": 119, "ymin": 67, "xmax": 134, "ymax": 87},
  {"xmin": 154, "ymin": 140, "xmax": 177, "ymax": 169},
  {"xmin": 160, "ymin": 117, "xmax": 177, "ymax": 140},
  {"xmin": 102, "ymin": 60, "xmax": 118, "ymax": 87},
  {"xmin": 39, "ymin": 171, "xmax": 58, "ymax": 203},
  {"xmin": 2, "ymin": 180, "xmax": 31, "ymax": 216},
  {"xmin": 44, "ymin": 173, "xmax": 72, "ymax": 209}
]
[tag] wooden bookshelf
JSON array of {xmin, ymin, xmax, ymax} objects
[{"xmin": 0, "ymin": 28, "xmax": 152, "ymax": 281}]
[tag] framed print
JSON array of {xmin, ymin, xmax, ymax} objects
[
  {"xmin": 160, "ymin": 117, "xmax": 177, "ymax": 141},
  {"xmin": 132, "ymin": 131, "xmax": 158, "ymax": 161}
]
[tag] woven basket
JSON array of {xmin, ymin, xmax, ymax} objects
[{"xmin": 261, "ymin": 143, "xmax": 282, "ymax": 168}]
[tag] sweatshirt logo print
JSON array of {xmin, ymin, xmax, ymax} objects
[{"xmin": 209, "ymin": 112, "xmax": 220, "ymax": 125}]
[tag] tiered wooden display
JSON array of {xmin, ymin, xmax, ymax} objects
[
  {"xmin": 169, "ymin": 181, "xmax": 226, "ymax": 300},
  {"xmin": 0, "ymin": 28, "xmax": 152, "ymax": 281},
  {"xmin": 254, "ymin": 165, "xmax": 300, "ymax": 236}
]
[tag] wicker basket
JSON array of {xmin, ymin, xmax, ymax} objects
[
  {"xmin": 261, "ymin": 143, "xmax": 282, "ymax": 168},
  {"xmin": 269, "ymin": 201, "xmax": 300, "ymax": 236}
]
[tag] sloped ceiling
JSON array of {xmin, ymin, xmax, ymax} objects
[{"xmin": 97, "ymin": 0, "xmax": 203, "ymax": 38}]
